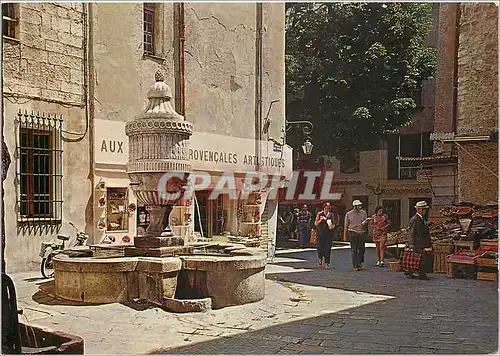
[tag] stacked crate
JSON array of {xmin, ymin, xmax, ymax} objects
[
  {"xmin": 432, "ymin": 242, "xmax": 454, "ymax": 274},
  {"xmin": 476, "ymin": 240, "xmax": 498, "ymax": 281}
]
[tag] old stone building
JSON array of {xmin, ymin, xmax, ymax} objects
[
  {"xmin": 431, "ymin": 3, "xmax": 498, "ymax": 205},
  {"xmin": 322, "ymin": 3, "xmax": 498, "ymax": 229},
  {"xmin": 2, "ymin": 3, "xmax": 90, "ymax": 272},
  {"xmin": 2, "ymin": 3, "xmax": 289, "ymax": 272}
]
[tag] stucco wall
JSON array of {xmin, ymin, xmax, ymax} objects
[
  {"xmin": 184, "ymin": 3, "xmax": 285, "ymax": 140},
  {"xmin": 90, "ymin": 3, "xmax": 171, "ymax": 125},
  {"xmin": 91, "ymin": 3, "xmax": 285, "ymax": 140},
  {"xmin": 2, "ymin": 99, "xmax": 90, "ymax": 273}
]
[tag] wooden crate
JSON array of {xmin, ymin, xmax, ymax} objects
[
  {"xmin": 434, "ymin": 253, "xmax": 452, "ymax": 274},
  {"xmin": 477, "ymin": 271, "xmax": 498, "ymax": 281},
  {"xmin": 446, "ymin": 258, "xmax": 477, "ymax": 279},
  {"xmin": 476, "ymin": 258, "xmax": 498, "ymax": 267},
  {"xmin": 432, "ymin": 243, "xmax": 455, "ymax": 274},
  {"xmin": 480, "ymin": 239, "xmax": 498, "ymax": 247},
  {"xmin": 432, "ymin": 242, "xmax": 454, "ymax": 254}
]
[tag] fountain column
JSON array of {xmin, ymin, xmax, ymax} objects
[{"xmin": 124, "ymin": 71, "xmax": 194, "ymax": 257}]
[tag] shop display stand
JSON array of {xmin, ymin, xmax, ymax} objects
[
  {"xmin": 169, "ymin": 205, "xmax": 192, "ymax": 243},
  {"xmin": 233, "ymin": 190, "xmax": 262, "ymax": 247}
]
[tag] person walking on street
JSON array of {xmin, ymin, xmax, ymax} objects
[
  {"xmin": 404, "ymin": 201, "xmax": 433, "ymax": 279},
  {"xmin": 343, "ymin": 200, "xmax": 370, "ymax": 271},
  {"xmin": 369, "ymin": 206, "xmax": 391, "ymax": 267},
  {"xmin": 297, "ymin": 204, "xmax": 312, "ymax": 247},
  {"xmin": 315, "ymin": 202, "xmax": 337, "ymax": 269},
  {"xmin": 290, "ymin": 207, "xmax": 299, "ymax": 240}
]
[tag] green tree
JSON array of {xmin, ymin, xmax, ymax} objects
[{"xmin": 286, "ymin": 2, "xmax": 436, "ymax": 157}]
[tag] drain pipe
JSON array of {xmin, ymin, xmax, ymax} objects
[
  {"xmin": 254, "ymin": 3, "xmax": 263, "ymax": 171},
  {"xmin": 176, "ymin": 2, "xmax": 186, "ymax": 117},
  {"xmin": 86, "ymin": 3, "xmax": 96, "ymax": 244}
]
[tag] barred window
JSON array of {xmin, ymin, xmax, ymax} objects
[
  {"xmin": 143, "ymin": 3, "xmax": 155, "ymax": 55},
  {"xmin": 16, "ymin": 111, "xmax": 63, "ymax": 225},
  {"xmin": 2, "ymin": 3, "xmax": 19, "ymax": 39}
]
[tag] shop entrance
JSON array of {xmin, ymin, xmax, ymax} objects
[{"xmin": 194, "ymin": 191, "xmax": 225, "ymax": 238}]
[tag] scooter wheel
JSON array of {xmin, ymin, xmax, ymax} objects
[{"xmin": 41, "ymin": 257, "xmax": 55, "ymax": 278}]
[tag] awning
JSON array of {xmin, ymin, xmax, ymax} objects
[
  {"xmin": 279, "ymin": 199, "xmax": 341, "ymax": 206},
  {"xmin": 396, "ymin": 155, "xmax": 458, "ymax": 163}
]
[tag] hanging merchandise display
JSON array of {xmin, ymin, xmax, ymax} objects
[{"xmin": 97, "ymin": 218, "xmax": 107, "ymax": 230}]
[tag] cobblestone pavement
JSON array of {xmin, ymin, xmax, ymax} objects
[
  {"xmin": 164, "ymin": 246, "xmax": 498, "ymax": 354},
  {"xmin": 8, "ymin": 245, "xmax": 498, "ymax": 354}
]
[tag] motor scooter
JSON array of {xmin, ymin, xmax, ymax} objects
[{"xmin": 40, "ymin": 222, "xmax": 88, "ymax": 278}]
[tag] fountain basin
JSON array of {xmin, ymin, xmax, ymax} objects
[
  {"xmin": 20, "ymin": 323, "xmax": 84, "ymax": 354},
  {"xmin": 177, "ymin": 254, "xmax": 267, "ymax": 309},
  {"xmin": 53, "ymin": 256, "xmax": 181, "ymax": 304},
  {"xmin": 52, "ymin": 247, "xmax": 267, "ymax": 309}
]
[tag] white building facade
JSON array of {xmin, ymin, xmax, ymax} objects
[{"xmin": 2, "ymin": 3, "xmax": 290, "ymax": 272}]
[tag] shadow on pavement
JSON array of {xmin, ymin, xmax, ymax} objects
[
  {"xmin": 23, "ymin": 276, "xmax": 49, "ymax": 283},
  {"xmin": 120, "ymin": 300, "xmax": 157, "ymax": 311},
  {"xmin": 152, "ymin": 294, "xmax": 497, "ymax": 354},
  {"xmin": 148, "ymin": 248, "xmax": 498, "ymax": 354},
  {"xmin": 31, "ymin": 280, "xmax": 105, "ymax": 306}
]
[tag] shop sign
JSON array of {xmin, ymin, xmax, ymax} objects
[
  {"xmin": 93, "ymin": 120, "xmax": 293, "ymax": 178},
  {"xmin": 188, "ymin": 132, "xmax": 293, "ymax": 178},
  {"xmin": 94, "ymin": 119, "xmax": 128, "ymax": 165}
]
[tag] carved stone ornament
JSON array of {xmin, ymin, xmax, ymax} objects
[{"xmin": 125, "ymin": 70, "xmax": 193, "ymax": 243}]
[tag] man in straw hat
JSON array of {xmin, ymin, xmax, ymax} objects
[
  {"xmin": 404, "ymin": 200, "xmax": 433, "ymax": 279},
  {"xmin": 343, "ymin": 199, "xmax": 370, "ymax": 271}
]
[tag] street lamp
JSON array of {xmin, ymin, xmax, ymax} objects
[
  {"xmin": 302, "ymin": 139, "xmax": 314, "ymax": 155},
  {"xmin": 261, "ymin": 103, "xmax": 314, "ymax": 155},
  {"xmin": 285, "ymin": 119, "xmax": 314, "ymax": 155}
]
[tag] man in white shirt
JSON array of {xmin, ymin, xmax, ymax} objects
[{"xmin": 343, "ymin": 200, "xmax": 370, "ymax": 271}]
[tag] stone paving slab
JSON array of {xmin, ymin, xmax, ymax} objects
[
  {"xmin": 163, "ymin": 248, "xmax": 498, "ymax": 354},
  {"xmin": 8, "ymin": 246, "xmax": 498, "ymax": 354}
]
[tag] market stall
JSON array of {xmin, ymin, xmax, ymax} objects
[{"xmin": 387, "ymin": 202, "xmax": 498, "ymax": 280}]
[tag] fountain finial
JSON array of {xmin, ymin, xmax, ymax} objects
[{"xmin": 155, "ymin": 69, "xmax": 165, "ymax": 83}]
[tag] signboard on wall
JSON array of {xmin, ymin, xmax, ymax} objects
[
  {"xmin": 188, "ymin": 132, "xmax": 293, "ymax": 179},
  {"xmin": 94, "ymin": 119, "xmax": 129, "ymax": 166},
  {"xmin": 93, "ymin": 120, "xmax": 293, "ymax": 179}
]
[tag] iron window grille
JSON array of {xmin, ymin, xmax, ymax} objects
[
  {"xmin": 2, "ymin": 3, "xmax": 19, "ymax": 39},
  {"xmin": 143, "ymin": 3, "xmax": 155, "ymax": 55},
  {"xmin": 15, "ymin": 111, "xmax": 63, "ymax": 226}
]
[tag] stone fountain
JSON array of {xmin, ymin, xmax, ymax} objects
[
  {"xmin": 52, "ymin": 72, "xmax": 267, "ymax": 311},
  {"xmin": 124, "ymin": 70, "xmax": 192, "ymax": 257}
]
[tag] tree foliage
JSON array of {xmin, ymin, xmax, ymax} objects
[{"xmin": 286, "ymin": 2, "xmax": 436, "ymax": 157}]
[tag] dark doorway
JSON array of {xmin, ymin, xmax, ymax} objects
[
  {"xmin": 382, "ymin": 199, "xmax": 401, "ymax": 232},
  {"xmin": 194, "ymin": 191, "xmax": 225, "ymax": 238}
]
